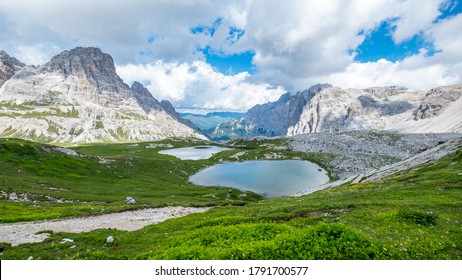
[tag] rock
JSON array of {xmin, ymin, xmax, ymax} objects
[
  {"xmin": 41, "ymin": 47, "xmax": 125, "ymax": 92},
  {"xmin": 413, "ymin": 86, "xmax": 462, "ymax": 120},
  {"xmin": 290, "ymin": 130, "xmax": 462, "ymax": 179},
  {"xmin": 60, "ymin": 238, "xmax": 74, "ymax": 244},
  {"xmin": 352, "ymin": 174, "xmax": 365, "ymax": 184},
  {"xmin": 125, "ymin": 196, "xmax": 136, "ymax": 204},
  {"xmin": 106, "ymin": 236, "xmax": 114, "ymax": 243},
  {"xmin": 0, "ymin": 50, "xmax": 26, "ymax": 88}
]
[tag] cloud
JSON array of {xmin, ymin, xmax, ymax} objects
[
  {"xmin": 308, "ymin": 12, "xmax": 462, "ymax": 91},
  {"xmin": 1, "ymin": 0, "xmax": 461, "ymax": 110},
  {"xmin": 116, "ymin": 61, "xmax": 285, "ymax": 111}
]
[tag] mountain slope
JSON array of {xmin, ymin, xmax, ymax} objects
[
  {"xmin": 0, "ymin": 47, "xmax": 206, "ymax": 144},
  {"xmin": 211, "ymin": 83, "xmax": 462, "ymax": 139}
]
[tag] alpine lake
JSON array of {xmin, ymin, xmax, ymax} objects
[{"xmin": 159, "ymin": 146, "xmax": 329, "ymax": 197}]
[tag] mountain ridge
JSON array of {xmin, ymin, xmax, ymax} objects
[
  {"xmin": 0, "ymin": 47, "xmax": 206, "ymax": 144},
  {"xmin": 207, "ymin": 83, "xmax": 462, "ymax": 140}
]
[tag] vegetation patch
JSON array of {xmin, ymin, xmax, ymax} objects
[{"xmin": 397, "ymin": 210, "xmax": 438, "ymax": 226}]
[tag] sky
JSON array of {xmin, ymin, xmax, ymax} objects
[{"xmin": 1, "ymin": 0, "xmax": 461, "ymax": 112}]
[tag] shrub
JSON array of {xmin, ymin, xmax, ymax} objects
[{"xmin": 398, "ymin": 210, "xmax": 438, "ymax": 226}]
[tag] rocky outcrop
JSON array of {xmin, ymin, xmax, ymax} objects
[
  {"xmin": 413, "ymin": 85, "xmax": 462, "ymax": 120},
  {"xmin": 42, "ymin": 47, "xmax": 126, "ymax": 93},
  {"xmin": 0, "ymin": 50, "xmax": 26, "ymax": 88},
  {"xmin": 0, "ymin": 48, "xmax": 207, "ymax": 144},
  {"xmin": 131, "ymin": 81, "xmax": 162, "ymax": 113}
]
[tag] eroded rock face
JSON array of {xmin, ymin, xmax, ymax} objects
[
  {"xmin": 413, "ymin": 85, "xmax": 462, "ymax": 120},
  {"xmin": 0, "ymin": 48, "xmax": 206, "ymax": 143},
  {"xmin": 0, "ymin": 50, "xmax": 26, "ymax": 88},
  {"xmin": 41, "ymin": 47, "xmax": 125, "ymax": 92}
]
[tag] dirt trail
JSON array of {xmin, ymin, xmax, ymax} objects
[{"xmin": 0, "ymin": 207, "xmax": 211, "ymax": 246}]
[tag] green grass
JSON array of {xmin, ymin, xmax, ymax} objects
[
  {"xmin": 0, "ymin": 138, "xmax": 461, "ymax": 260},
  {"xmin": 0, "ymin": 138, "xmax": 263, "ymax": 222}
]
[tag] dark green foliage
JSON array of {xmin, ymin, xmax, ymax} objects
[
  {"xmin": 150, "ymin": 223, "xmax": 380, "ymax": 260},
  {"xmin": 398, "ymin": 210, "xmax": 438, "ymax": 226}
]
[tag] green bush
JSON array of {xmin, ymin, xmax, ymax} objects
[{"xmin": 398, "ymin": 210, "xmax": 438, "ymax": 226}]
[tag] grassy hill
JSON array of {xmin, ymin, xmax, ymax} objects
[{"xmin": 0, "ymin": 138, "xmax": 461, "ymax": 259}]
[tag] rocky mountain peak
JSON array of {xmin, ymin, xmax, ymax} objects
[
  {"xmin": 130, "ymin": 81, "xmax": 162, "ymax": 113},
  {"xmin": 42, "ymin": 47, "xmax": 126, "ymax": 92},
  {"xmin": 300, "ymin": 83, "xmax": 332, "ymax": 99},
  {"xmin": 0, "ymin": 50, "xmax": 26, "ymax": 88}
]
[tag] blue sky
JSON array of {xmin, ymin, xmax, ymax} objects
[
  {"xmin": 355, "ymin": 1, "xmax": 461, "ymax": 63},
  {"xmin": 200, "ymin": 1, "xmax": 462, "ymax": 73},
  {"xmin": 1, "ymin": 0, "xmax": 462, "ymax": 111}
]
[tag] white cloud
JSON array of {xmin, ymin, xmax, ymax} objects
[
  {"xmin": 1, "ymin": 0, "xmax": 461, "ymax": 110},
  {"xmin": 312, "ymin": 12, "xmax": 462, "ymax": 91},
  {"xmin": 116, "ymin": 61, "xmax": 285, "ymax": 111},
  {"xmin": 318, "ymin": 57, "xmax": 459, "ymax": 90},
  {"xmin": 391, "ymin": 0, "xmax": 443, "ymax": 43}
]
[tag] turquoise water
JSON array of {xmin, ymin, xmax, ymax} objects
[
  {"xmin": 189, "ymin": 160, "xmax": 329, "ymax": 197},
  {"xmin": 158, "ymin": 146, "xmax": 232, "ymax": 160}
]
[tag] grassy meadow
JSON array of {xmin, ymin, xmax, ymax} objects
[{"xmin": 0, "ymin": 137, "xmax": 461, "ymax": 259}]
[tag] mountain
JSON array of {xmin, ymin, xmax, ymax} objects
[
  {"xmin": 210, "ymin": 83, "xmax": 462, "ymax": 139},
  {"xmin": 206, "ymin": 83, "xmax": 330, "ymax": 140},
  {"xmin": 0, "ymin": 47, "xmax": 206, "ymax": 144}
]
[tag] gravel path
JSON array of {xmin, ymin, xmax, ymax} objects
[{"xmin": 0, "ymin": 206, "xmax": 211, "ymax": 246}]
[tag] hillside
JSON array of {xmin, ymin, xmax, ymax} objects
[{"xmin": 0, "ymin": 47, "xmax": 206, "ymax": 144}]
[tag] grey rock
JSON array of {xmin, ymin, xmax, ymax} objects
[
  {"xmin": 106, "ymin": 236, "xmax": 114, "ymax": 243},
  {"xmin": 60, "ymin": 238, "xmax": 74, "ymax": 244},
  {"xmin": 131, "ymin": 81, "xmax": 162, "ymax": 113},
  {"xmin": 41, "ymin": 47, "xmax": 127, "ymax": 93},
  {"xmin": 413, "ymin": 85, "xmax": 462, "ymax": 120},
  {"xmin": 0, "ymin": 50, "xmax": 26, "ymax": 88},
  {"xmin": 125, "ymin": 197, "xmax": 136, "ymax": 204},
  {"xmin": 289, "ymin": 130, "xmax": 462, "ymax": 179}
]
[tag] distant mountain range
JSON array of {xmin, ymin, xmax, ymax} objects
[
  {"xmin": 179, "ymin": 112, "xmax": 244, "ymax": 130},
  {"xmin": 207, "ymin": 83, "xmax": 462, "ymax": 140},
  {"xmin": 0, "ymin": 47, "xmax": 206, "ymax": 144}
]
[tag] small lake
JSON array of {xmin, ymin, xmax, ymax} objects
[
  {"xmin": 158, "ymin": 146, "xmax": 232, "ymax": 160},
  {"xmin": 189, "ymin": 160, "xmax": 329, "ymax": 197}
]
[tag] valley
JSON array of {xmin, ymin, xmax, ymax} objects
[
  {"xmin": 1, "ymin": 132, "xmax": 461, "ymax": 259},
  {"xmin": 1, "ymin": 47, "xmax": 461, "ymax": 260}
]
